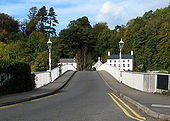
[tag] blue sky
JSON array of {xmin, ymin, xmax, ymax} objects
[{"xmin": 0, "ymin": 0, "xmax": 169, "ymax": 34}]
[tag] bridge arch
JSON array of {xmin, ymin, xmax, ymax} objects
[{"xmin": 60, "ymin": 64, "xmax": 77, "ymax": 74}]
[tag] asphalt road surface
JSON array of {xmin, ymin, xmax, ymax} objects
[{"xmin": 0, "ymin": 71, "xmax": 155, "ymax": 121}]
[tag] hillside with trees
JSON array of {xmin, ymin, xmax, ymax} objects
[{"xmin": 0, "ymin": 5, "xmax": 169, "ymax": 72}]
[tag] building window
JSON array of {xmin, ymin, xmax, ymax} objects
[
  {"xmin": 114, "ymin": 60, "xmax": 116, "ymax": 63},
  {"xmin": 123, "ymin": 60, "xmax": 125, "ymax": 62},
  {"xmin": 118, "ymin": 64, "xmax": 120, "ymax": 67},
  {"xmin": 114, "ymin": 64, "xmax": 116, "ymax": 67},
  {"xmin": 110, "ymin": 64, "xmax": 112, "ymax": 66},
  {"xmin": 128, "ymin": 60, "xmax": 130, "ymax": 62},
  {"xmin": 128, "ymin": 64, "xmax": 130, "ymax": 67},
  {"xmin": 123, "ymin": 64, "xmax": 125, "ymax": 67},
  {"xmin": 110, "ymin": 60, "xmax": 112, "ymax": 63}
]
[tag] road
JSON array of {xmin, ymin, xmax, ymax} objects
[{"xmin": 0, "ymin": 71, "xmax": 155, "ymax": 121}]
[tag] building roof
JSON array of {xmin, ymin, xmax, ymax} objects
[
  {"xmin": 108, "ymin": 54, "xmax": 134, "ymax": 59},
  {"xmin": 59, "ymin": 58, "xmax": 75, "ymax": 63}
]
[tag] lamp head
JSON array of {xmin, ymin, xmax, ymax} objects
[
  {"xmin": 119, "ymin": 38, "xmax": 124, "ymax": 50},
  {"xmin": 47, "ymin": 38, "xmax": 52, "ymax": 49}
]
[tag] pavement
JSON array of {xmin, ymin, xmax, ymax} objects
[
  {"xmin": 0, "ymin": 70, "xmax": 76, "ymax": 107},
  {"xmin": 98, "ymin": 70, "xmax": 170, "ymax": 121}
]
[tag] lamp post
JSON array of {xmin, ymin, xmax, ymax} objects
[
  {"xmin": 119, "ymin": 38, "xmax": 124, "ymax": 82},
  {"xmin": 47, "ymin": 38, "xmax": 52, "ymax": 71},
  {"xmin": 47, "ymin": 38, "xmax": 52, "ymax": 82}
]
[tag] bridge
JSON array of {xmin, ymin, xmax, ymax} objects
[{"xmin": 0, "ymin": 62, "xmax": 170, "ymax": 121}]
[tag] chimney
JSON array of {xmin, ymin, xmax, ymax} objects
[
  {"xmin": 98, "ymin": 57, "xmax": 100, "ymax": 61},
  {"xmin": 131, "ymin": 51, "xmax": 133, "ymax": 55},
  {"xmin": 108, "ymin": 51, "xmax": 110, "ymax": 56}
]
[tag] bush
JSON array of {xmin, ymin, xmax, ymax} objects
[
  {"xmin": 0, "ymin": 59, "xmax": 35, "ymax": 95},
  {"xmin": 168, "ymin": 66, "xmax": 170, "ymax": 74}
]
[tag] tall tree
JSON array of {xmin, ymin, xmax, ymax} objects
[
  {"xmin": 25, "ymin": 7, "xmax": 38, "ymax": 35},
  {"xmin": 47, "ymin": 7, "xmax": 59, "ymax": 36},
  {"xmin": 59, "ymin": 16, "xmax": 95, "ymax": 70},
  {"xmin": 37, "ymin": 6, "xmax": 48, "ymax": 32}
]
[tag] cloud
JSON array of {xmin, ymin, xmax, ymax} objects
[
  {"xmin": 0, "ymin": 0, "xmax": 169, "ymax": 33},
  {"xmin": 96, "ymin": 1, "xmax": 128, "ymax": 28},
  {"xmin": 96, "ymin": 0, "xmax": 169, "ymax": 29}
]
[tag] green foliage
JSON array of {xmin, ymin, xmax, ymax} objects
[
  {"xmin": 123, "ymin": 5, "xmax": 170, "ymax": 71},
  {"xmin": 168, "ymin": 66, "xmax": 170, "ymax": 74},
  {"xmin": 0, "ymin": 5, "xmax": 169, "ymax": 73},
  {"xmin": 31, "ymin": 51, "xmax": 48, "ymax": 72},
  {"xmin": 0, "ymin": 59, "xmax": 35, "ymax": 95},
  {"xmin": 59, "ymin": 16, "xmax": 96, "ymax": 70},
  {"xmin": 93, "ymin": 22, "xmax": 108, "ymax": 36},
  {"xmin": 155, "ymin": 90, "xmax": 170, "ymax": 96}
]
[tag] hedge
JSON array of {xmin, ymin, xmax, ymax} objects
[{"xmin": 0, "ymin": 59, "xmax": 35, "ymax": 95}]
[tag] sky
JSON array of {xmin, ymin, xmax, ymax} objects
[{"xmin": 0, "ymin": 0, "xmax": 169, "ymax": 34}]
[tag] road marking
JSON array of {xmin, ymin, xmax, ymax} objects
[
  {"xmin": 0, "ymin": 93, "xmax": 58, "ymax": 110},
  {"xmin": 99, "ymin": 72, "xmax": 146, "ymax": 120},
  {"xmin": 111, "ymin": 93, "xmax": 146, "ymax": 120},
  {"xmin": 0, "ymin": 103, "xmax": 24, "ymax": 110},
  {"xmin": 151, "ymin": 104, "xmax": 170, "ymax": 108},
  {"xmin": 108, "ymin": 93, "xmax": 145, "ymax": 121}
]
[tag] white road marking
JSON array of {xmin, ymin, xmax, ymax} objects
[{"xmin": 151, "ymin": 104, "xmax": 170, "ymax": 108}]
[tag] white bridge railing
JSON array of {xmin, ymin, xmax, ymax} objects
[
  {"xmin": 97, "ymin": 64, "xmax": 170, "ymax": 92},
  {"xmin": 33, "ymin": 65, "xmax": 76, "ymax": 88}
]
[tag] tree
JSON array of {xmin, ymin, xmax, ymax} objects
[
  {"xmin": 0, "ymin": 13, "xmax": 19, "ymax": 42},
  {"xmin": 3, "ymin": 41, "xmax": 33, "ymax": 63},
  {"xmin": 28, "ymin": 31, "xmax": 47, "ymax": 53},
  {"xmin": 0, "ymin": 13, "xmax": 19, "ymax": 34},
  {"xmin": 47, "ymin": 7, "xmax": 59, "ymax": 36},
  {"xmin": 37, "ymin": 6, "xmax": 48, "ymax": 32},
  {"xmin": 93, "ymin": 22, "xmax": 108, "ymax": 37},
  {"xmin": 31, "ymin": 51, "xmax": 48, "ymax": 72},
  {"xmin": 0, "ymin": 42, "xmax": 7, "ymax": 58},
  {"xmin": 68, "ymin": 16, "xmax": 91, "ymax": 28},
  {"xmin": 26, "ymin": 7, "xmax": 38, "ymax": 35},
  {"xmin": 59, "ymin": 16, "xmax": 95, "ymax": 70},
  {"xmin": 153, "ymin": 22, "xmax": 170, "ymax": 69}
]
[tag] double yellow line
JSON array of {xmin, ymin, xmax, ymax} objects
[{"xmin": 108, "ymin": 93, "xmax": 146, "ymax": 121}]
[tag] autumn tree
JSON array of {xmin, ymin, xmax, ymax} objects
[{"xmin": 0, "ymin": 13, "xmax": 19, "ymax": 42}]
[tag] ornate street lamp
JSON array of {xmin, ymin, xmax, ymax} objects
[{"xmin": 119, "ymin": 38, "xmax": 124, "ymax": 82}]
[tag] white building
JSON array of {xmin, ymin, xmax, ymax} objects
[
  {"xmin": 106, "ymin": 51, "xmax": 134, "ymax": 71},
  {"xmin": 58, "ymin": 58, "xmax": 77, "ymax": 69}
]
